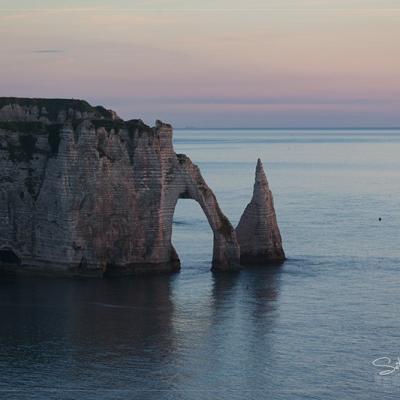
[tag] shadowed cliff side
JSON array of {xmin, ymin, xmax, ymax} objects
[
  {"xmin": 236, "ymin": 159, "xmax": 285, "ymax": 265},
  {"xmin": 0, "ymin": 97, "xmax": 240, "ymax": 276}
]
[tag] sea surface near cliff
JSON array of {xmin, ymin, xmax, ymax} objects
[{"xmin": 1, "ymin": 128, "xmax": 400, "ymax": 399}]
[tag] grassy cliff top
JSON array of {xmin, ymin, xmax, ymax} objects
[
  {"xmin": 0, "ymin": 97, "xmax": 115, "ymax": 120},
  {"xmin": 0, "ymin": 97, "xmax": 170, "ymax": 136}
]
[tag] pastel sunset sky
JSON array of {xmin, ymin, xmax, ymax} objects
[{"xmin": 1, "ymin": 0, "xmax": 399, "ymax": 127}]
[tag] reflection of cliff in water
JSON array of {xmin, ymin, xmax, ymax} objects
[
  {"xmin": 162, "ymin": 267, "xmax": 282, "ymax": 392},
  {"xmin": 0, "ymin": 276, "xmax": 177, "ymax": 393},
  {"xmin": 67, "ymin": 276, "xmax": 176, "ymax": 357},
  {"xmin": 208, "ymin": 267, "xmax": 282, "ymax": 391},
  {"xmin": 0, "ymin": 268, "xmax": 283, "ymax": 396},
  {"xmin": 210, "ymin": 266, "xmax": 281, "ymax": 323}
]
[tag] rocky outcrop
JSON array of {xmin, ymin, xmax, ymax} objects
[
  {"xmin": 236, "ymin": 159, "xmax": 285, "ymax": 265},
  {"xmin": 0, "ymin": 97, "xmax": 240, "ymax": 276}
]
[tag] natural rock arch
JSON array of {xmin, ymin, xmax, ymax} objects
[
  {"xmin": 0, "ymin": 98, "xmax": 286, "ymax": 276},
  {"xmin": 171, "ymin": 198, "xmax": 213, "ymax": 264},
  {"xmin": 162, "ymin": 154, "xmax": 240, "ymax": 271}
]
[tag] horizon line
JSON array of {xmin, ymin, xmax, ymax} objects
[{"xmin": 174, "ymin": 127, "xmax": 400, "ymax": 130}]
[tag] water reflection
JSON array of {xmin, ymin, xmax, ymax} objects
[
  {"xmin": 0, "ymin": 268, "xmax": 283, "ymax": 398},
  {"xmin": 209, "ymin": 268, "xmax": 282, "ymax": 394},
  {"xmin": 0, "ymin": 276, "xmax": 179, "ymax": 396}
]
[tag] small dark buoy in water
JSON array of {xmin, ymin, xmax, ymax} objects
[{"xmin": 379, "ymin": 217, "xmax": 382, "ymax": 221}]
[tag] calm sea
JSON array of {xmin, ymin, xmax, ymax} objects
[{"xmin": 1, "ymin": 129, "xmax": 400, "ymax": 399}]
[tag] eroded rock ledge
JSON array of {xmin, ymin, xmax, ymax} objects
[{"xmin": 0, "ymin": 97, "xmax": 241, "ymax": 276}]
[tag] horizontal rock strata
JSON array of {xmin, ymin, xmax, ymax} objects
[{"xmin": 0, "ymin": 97, "xmax": 240, "ymax": 276}]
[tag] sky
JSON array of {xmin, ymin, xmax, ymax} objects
[{"xmin": 1, "ymin": 0, "xmax": 400, "ymax": 127}]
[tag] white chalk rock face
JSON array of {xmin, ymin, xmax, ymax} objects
[
  {"xmin": 236, "ymin": 159, "xmax": 285, "ymax": 265},
  {"xmin": 0, "ymin": 97, "xmax": 240, "ymax": 276}
]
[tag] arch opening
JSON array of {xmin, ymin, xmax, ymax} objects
[
  {"xmin": 171, "ymin": 199, "xmax": 213, "ymax": 269},
  {"xmin": 0, "ymin": 248, "xmax": 21, "ymax": 265}
]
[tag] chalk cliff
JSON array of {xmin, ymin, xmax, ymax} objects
[
  {"xmin": 236, "ymin": 159, "xmax": 285, "ymax": 264},
  {"xmin": 0, "ymin": 97, "xmax": 240, "ymax": 276}
]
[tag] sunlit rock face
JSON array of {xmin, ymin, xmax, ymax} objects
[
  {"xmin": 0, "ymin": 97, "xmax": 240, "ymax": 276},
  {"xmin": 236, "ymin": 159, "xmax": 285, "ymax": 265}
]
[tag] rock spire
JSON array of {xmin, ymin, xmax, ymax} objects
[{"xmin": 236, "ymin": 159, "xmax": 285, "ymax": 265}]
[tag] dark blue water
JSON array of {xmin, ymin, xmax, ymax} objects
[{"xmin": 1, "ymin": 129, "xmax": 400, "ymax": 399}]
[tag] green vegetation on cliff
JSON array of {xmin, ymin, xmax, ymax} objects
[
  {"xmin": 7, "ymin": 134, "xmax": 38, "ymax": 162},
  {"xmin": 0, "ymin": 97, "xmax": 117, "ymax": 122},
  {"xmin": 47, "ymin": 124, "xmax": 63, "ymax": 155},
  {"xmin": 0, "ymin": 121, "xmax": 46, "ymax": 134},
  {"xmin": 0, "ymin": 97, "xmax": 93, "ymax": 120}
]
